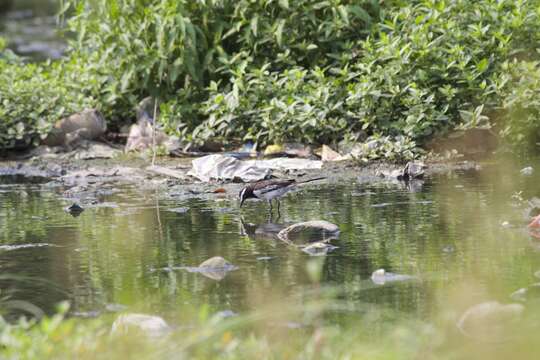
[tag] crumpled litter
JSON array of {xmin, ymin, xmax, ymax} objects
[{"xmin": 188, "ymin": 154, "xmax": 271, "ymax": 182}]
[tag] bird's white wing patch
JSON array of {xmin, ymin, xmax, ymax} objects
[{"xmin": 254, "ymin": 184, "xmax": 292, "ymax": 200}]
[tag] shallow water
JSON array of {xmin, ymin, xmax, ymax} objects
[
  {"xmin": 0, "ymin": 0, "xmax": 65, "ymax": 61},
  {"xmin": 2, "ymin": 158, "xmax": 540, "ymax": 329}
]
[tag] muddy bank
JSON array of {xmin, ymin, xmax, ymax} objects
[{"xmin": 0, "ymin": 149, "xmax": 485, "ymax": 210}]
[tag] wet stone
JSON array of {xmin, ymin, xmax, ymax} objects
[
  {"xmin": 111, "ymin": 313, "xmax": 171, "ymax": 338},
  {"xmin": 277, "ymin": 220, "xmax": 340, "ymax": 244},
  {"xmin": 371, "ymin": 269, "xmax": 415, "ymax": 285},
  {"xmin": 65, "ymin": 203, "xmax": 84, "ymax": 217},
  {"xmin": 182, "ymin": 256, "xmax": 238, "ymax": 281},
  {"xmin": 457, "ymin": 301, "xmax": 524, "ymax": 342}
]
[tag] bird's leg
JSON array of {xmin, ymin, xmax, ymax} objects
[
  {"xmin": 276, "ymin": 199, "xmax": 281, "ymax": 219},
  {"xmin": 267, "ymin": 199, "xmax": 273, "ymax": 221}
]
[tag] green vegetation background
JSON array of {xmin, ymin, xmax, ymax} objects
[{"xmin": 1, "ymin": 0, "xmax": 540, "ymax": 153}]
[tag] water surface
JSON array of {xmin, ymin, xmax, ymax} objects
[
  {"xmin": 0, "ymin": 0, "xmax": 65, "ymax": 60},
  {"xmin": 2, "ymin": 159, "xmax": 540, "ymax": 328}
]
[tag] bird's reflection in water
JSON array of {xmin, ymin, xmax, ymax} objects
[{"xmin": 240, "ymin": 217, "xmax": 288, "ymax": 240}]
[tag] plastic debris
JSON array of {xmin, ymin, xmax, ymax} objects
[
  {"xmin": 188, "ymin": 154, "xmax": 271, "ymax": 182},
  {"xmin": 246, "ymin": 158, "xmax": 323, "ymax": 171}
]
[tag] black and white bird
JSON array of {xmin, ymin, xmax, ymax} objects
[{"xmin": 239, "ymin": 177, "xmax": 325, "ymax": 215}]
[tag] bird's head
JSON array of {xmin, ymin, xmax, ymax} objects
[{"xmin": 239, "ymin": 187, "xmax": 249, "ymax": 207}]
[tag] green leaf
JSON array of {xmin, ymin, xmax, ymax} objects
[{"xmin": 275, "ymin": 19, "xmax": 285, "ymax": 47}]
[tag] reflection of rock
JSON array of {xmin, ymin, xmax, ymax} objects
[
  {"xmin": 277, "ymin": 221, "xmax": 340, "ymax": 244},
  {"xmin": 111, "ymin": 313, "xmax": 171, "ymax": 337},
  {"xmin": 184, "ymin": 256, "xmax": 238, "ymax": 281},
  {"xmin": 456, "ymin": 301, "xmax": 524, "ymax": 342},
  {"xmin": 370, "ymin": 269, "xmax": 415, "ymax": 285},
  {"xmin": 301, "ymin": 242, "xmax": 338, "ymax": 256},
  {"xmin": 240, "ymin": 219, "xmax": 286, "ymax": 240}
]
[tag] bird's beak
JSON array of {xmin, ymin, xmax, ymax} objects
[{"xmin": 240, "ymin": 197, "xmax": 245, "ymax": 207}]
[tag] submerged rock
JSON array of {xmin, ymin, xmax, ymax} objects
[
  {"xmin": 0, "ymin": 243, "xmax": 58, "ymax": 251},
  {"xmin": 401, "ymin": 161, "xmax": 426, "ymax": 180},
  {"xmin": 301, "ymin": 242, "xmax": 338, "ymax": 256},
  {"xmin": 277, "ymin": 221, "xmax": 340, "ymax": 244},
  {"xmin": 380, "ymin": 162, "xmax": 426, "ymax": 181},
  {"xmin": 457, "ymin": 301, "xmax": 524, "ymax": 342},
  {"xmin": 65, "ymin": 203, "xmax": 84, "ymax": 217},
  {"xmin": 111, "ymin": 313, "xmax": 171, "ymax": 337},
  {"xmin": 371, "ymin": 269, "xmax": 415, "ymax": 285},
  {"xmin": 520, "ymin": 166, "xmax": 534, "ymax": 176}
]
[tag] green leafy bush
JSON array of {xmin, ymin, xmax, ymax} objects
[
  {"xmin": 2, "ymin": 0, "xmax": 540, "ymax": 152},
  {"xmin": 192, "ymin": 0, "xmax": 540, "ymax": 147},
  {"xmin": 496, "ymin": 60, "xmax": 540, "ymax": 150}
]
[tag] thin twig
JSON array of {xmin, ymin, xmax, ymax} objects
[{"xmin": 151, "ymin": 97, "xmax": 158, "ymax": 166}]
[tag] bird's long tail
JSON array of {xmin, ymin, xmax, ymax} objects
[{"xmin": 296, "ymin": 177, "xmax": 326, "ymax": 184}]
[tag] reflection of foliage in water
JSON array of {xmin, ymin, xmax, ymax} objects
[{"xmin": 1, "ymin": 163, "xmax": 540, "ymax": 321}]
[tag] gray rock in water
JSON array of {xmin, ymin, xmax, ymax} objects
[
  {"xmin": 65, "ymin": 203, "xmax": 84, "ymax": 217},
  {"xmin": 457, "ymin": 301, "xmax": 524, "ymax": 342},
  {"xmin": 111, "ymin": 313, "xmax": 171, "ymax": 337},
  {"xmin": 402, "ymin": 161, "xmax": 426, "ymax": 180},
  {"xmin": 277, "ymin": 220, "xmax": 340, "ymax": 244},
  {"xmin": 183, "ymin": 256, "xmax": 238, "ymax": 281},
  {"xmin": 520, "ymin": 166, "xmax": 534, "ymax": 176},
  {"xmin": 510, "ymin": 288, "xmax": 528, "ymax": 301},
  {"xmin": 509, "ymin": 283, "xmax": 540, "ymax": 302},
  {"xmin": 381, "ymin": 162, "xmax": 426, "ymax": 181},
  {"xmin": 199, "ymin": 256, "xmax": 232, "ymax": 269},
  {"xmin": 371, "ymin": 268, "xmax": 415, "ymax": 285}
]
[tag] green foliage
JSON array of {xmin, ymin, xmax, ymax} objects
[
  {"xmin": 498, "ymin": 60, "xmax": 540, "ymax": 148},
  {"xmin": 2, "ymin": 0, "xmax": 540, "ymax": 152},
  {"xmin": 193, "ymin": 0, "xmax": 540, "ymax": 146},
  {"xmin": 0, "ymin": 59, "xmax": 98, "ymax": 149}
]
